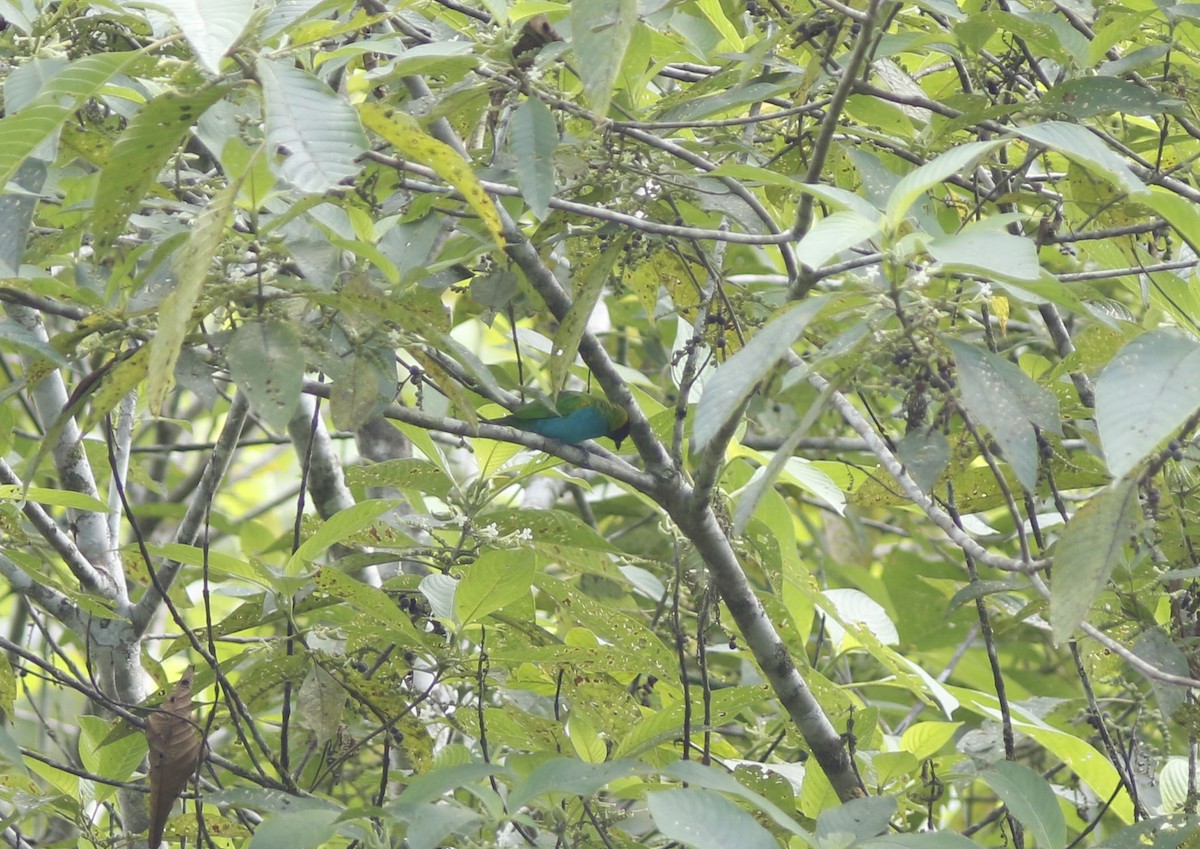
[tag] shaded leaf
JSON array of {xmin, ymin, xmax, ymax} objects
[
  {"xmin": 571, "ymin": 0, "xmax": 637, "ymax": 117},
  {"xmin": 92, "ymin": 86, "xmax": 227, "ymax": 255},
  {"xmin": 695, "ymin": 297, "xmax": 827, "ymax": 450},
  {"xmin": 148, "ymin": 177, "xmax": 242, "ymax": 414},
  {"xmin": 296, "ymin": 666, "xmax": 345, "ymax": 747},
  {"xmin": 510, "ymin": 97, "xmax": 557, "ymax": 218},
  {"xmin": 949, "ymin": 340, "xmax": 1061, "ymax": 491},
  {"xmin": 648, "ymin": 788, "xmax": 777, "ymax": 849},
  {"xmin": 1096, "ymin": 331, "xmax": 1200, "ymax": 479},
  {"xmin": 980, "ymin": 761, "xmax": 1067, "ymax": 849},
  {"xmin": 549, "ymin": 236, "xmax": 625, "ymax": 397},
  {"xmin": 1050, "ymin": 478, "xmax": 1139, "ymax": 643},
  {"xmin": 226, "ymin": 320, "xmax": 303, "ymax": 431}
]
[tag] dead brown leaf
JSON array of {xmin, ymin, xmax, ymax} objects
[{"xmin": 145, "ymin": 665, "xmax": 205, "ymax": 848}]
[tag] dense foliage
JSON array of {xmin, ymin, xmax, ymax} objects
[{"xmin": 5, "ymin": 0, "xmax": 1200, "ymax": 846}]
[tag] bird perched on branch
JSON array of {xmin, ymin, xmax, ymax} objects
[{"xmin": 489, "ymin": 391, "xmax": 630, "ymax": 449}]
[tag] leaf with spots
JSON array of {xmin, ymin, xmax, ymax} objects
[
  {"xmin": 312, "ymin": 567, "xmax": 425, "ymax": 645},
  {"xmin": 92, "ymin": 85, "xmax": 227, "ymax": 254},
  {"xmin": 549, "ymin": 236, "xmax": 625, "ymax": 398},
  {"xmin": 483, "ymin": 509, "xmax": 618, "ymax": 573},
  {"xmin": 0, "ymin": 52, "xmax": 143, "ymax": 191},
  {"xmin": 533, "ymin": 573, "xmax": 675, "ymax": 677},
  {"xmin": 225, "ymin": 319, "xmax": 303, "ymax": 432},
  {"xmin": 148, "ymin": 177, "xmax": 243, "ymax": 415},
  {"xmin": 359, "ymin": 103, "xmax": 503, "ymax": 247},
  {"xmin": 949, "ymin": 340, "xmax": 1061, "ymax": 491},
  {"xmin": 1051, "ymin": 478, "xmax": 1140, "ymax": 644}
]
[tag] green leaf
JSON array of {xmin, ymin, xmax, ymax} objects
[
  {"xmin": 158, "ymin": 0, "xmax": 254, "ymax": 74},
  {"xmin": 1050, "ymin": 479, "xmax": 1139, "ymax": 644},
  {"xmin": 616, "ymin": 685, "xmax": 773, "ymax": 758},
  {"xmin": 0, "ymin": 485, "xmax": 108, "ymax": 512},
  {"xmin": 389, "ymin": 762, "xmax": 509, "ymax": 808},
  {"xmin": 1042, "ymin": 76, "xmax": 1176, "ymax": 118},
  {"xmin": 1014, "ymin": 121, "xmax": 1145, "ymax": 197},
  {"xmin": 816, "ymin": 796, "xmax": 898, "ymax": 841},
  {"xmin": 1096, "ymin": 331, "xmax": 1200, "ymax": 479},
  {"xmin": 948, "ymin": 340, "xmax": 1061, "ymax": 491},
  {"xmin": 884, "ymin": 140, "xmax": 1004, "ymax": 227},
  {"xmin": 509, "ymin": 758, "xmax": 638, "ymax": 810},
  {"xmin": 928, "ymin": 229, "xmax": 1041, "ymax": 283},
  {"xmin": 795, "ymin": 211, "xmax": 880, "ymax": 269},
  {"xmin": 694, "ymin": 297, "xmax": 827, "ymax": 450},
  {"xmin": 226, "ymin": 319, "xmax": 304, "ymax": 431},
  {"xmin": 260, "ymin": 58, "xmax": 367, "ymax": 193},
  {"xmin": 861, "ymin": 833, "xmax": 984, "ymax": 848},
  {"xmin": 899, "ymin": 722, "xmax": 961, "ymax": 760},
  {"xmin": 313, "ymin": 567, "xmax": 423, "ymax": 642},
  {"xmin": 666, "ymin": 760, "xmax": 813, "ymax": 840},
  {"xmin": 549, "ymin": 236, "xmax": 625, "ymax": 397},
  {"xmin": 249, "ymin": 808, "xmax": 340, "ymax": 849},
  {"xmin": 0, "ymin": 52, "xmax": 142, "ymax": 190},
  {"xmin": 148, "ymin": 177, "xmax": 242, "ymax": 415},
  {"xmin": 402, "ymin": 804, "xmax": 483, "ymax": 849},
  {"xmin": 509, "ymin": 96, "xmax": 557, "ymax": 219},
  {"xmin": 571, "ymin": 0, "xmax": 637, "ymax": 116},
  {"xmin": 288, "ymin": 499, "xmax": 399, "ymax": 573},
  {"xmin": 980, "ymin": 761, "xmax": 1067, "ymax": 849},
  {"xmin": 1141, "ymin": 188, "xmax": 1200, "ymax": 257},
  {"xmin": 92, "ymin": 86, "xmax": 227, "ymax": 254},
  {"xmin": 647, "ymin": 789, "xmax": 778, "ymax": 849},
  {"xmin": 455, "ymin": 548, "xmax": 536, "ymax": 626},
  {"xmin": 78, "ymin": 716, "xmax": 145, "ymax": 800},
  {"xmin": 948, "ymin": 686, "xmax": 1134, "ymax": 823}
]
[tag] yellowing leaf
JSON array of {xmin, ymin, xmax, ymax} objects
[
  {"xmin": 358, "ymin": 103, "xmax": 503, "ymax": 248},
  {"xmin": 991, "ymin": 294, "xmax": 1009, "ymax": 335}
]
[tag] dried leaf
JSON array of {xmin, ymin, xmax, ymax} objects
[{"xmin": 146, "ymin": 666, "xmax": 205, "ymax": 848}]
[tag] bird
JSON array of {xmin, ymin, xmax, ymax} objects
[{"xmin": 488, "ymin": 391, "xmax": 630, "ymax": 448}]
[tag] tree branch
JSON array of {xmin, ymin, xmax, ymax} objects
[{"xmin": 132, "ymin": 392, "xmax": 251, "ymax": 634}]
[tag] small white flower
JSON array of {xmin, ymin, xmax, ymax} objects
[{"xmin": 978, "ymin": 282, "xmax": 993, "ymax": 299}]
